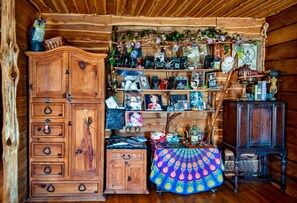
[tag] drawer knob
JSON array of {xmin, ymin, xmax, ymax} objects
[
  {"xmin": 79, "ymin": 61, "xmax": 86, "ymax": 70},
  {"xmin": 43, "ymin": 146, "xmax": 51, "ymax": 155},
  {"xmin": 44, "ymin": 165, "xmax": 52, "ymax": 174},
  {"xmin": 78, "ymin": 183, "xmax": 86, "ymax": 192},
  {"xmin": 76, "ymin": 149, "xmax": 83, "ymax": 154},
  {"xmin": 47, "ymin": 184, "xmax": 55, "ymax": 193},
  {"xmin": 122, "ymin": 154, "xmax": 131, "ymax": 160},
  {"xmin": 43, "ymin": 126, "xmax": 51, "ymax": 134},
  {"xmin": 44, "ymin": 106, "xmax": 52, "ymax": 114}
]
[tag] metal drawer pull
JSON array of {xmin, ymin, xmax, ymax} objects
[
  {"xmin": 47, "ymin": 184, "xmax": 55, "ymax": 193},
  {"xmin": 122, "ymin": 154, "xmax": 131, "ymax": 160},
  {"xmin": 44, "ymin": 165, "xmax": 52, "ymax": 174},
  {"xmin": 78, "ymin": 183, "xmax": 86, "ymax": 192},
  {"xmin": 43, "ymin": 126, "xmax": 51, "ymax": 134},
  {"xmin": 43, "ymin": 146, "xmax": 51, "ymax": 155},
  {"xmin": 44, "ymin": 106, "xmax": 52, "ymax": 114}
]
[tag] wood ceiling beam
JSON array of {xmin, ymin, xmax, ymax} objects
[
  {"xmin": 43, "ymin": 0, "xmax": 58, "ymax": 12},
  {"xmin": 134, "ymin": 0, "xmax": 146, "ymax": 16},
  {"xmin": 51, "ymin": 0, "xmax": 67, "ymax": 13},
  {"xmin": 193, "ymin": 0, "xmax": 218, "ymax": 17},
  {"xmin": 72, "ymin": 0, "xmax": 88, "ymax": 14},
  {"xmin": 160, "ymin": 0, "xmax": 177, "ymax": 17},
  {"xmin": 139, "ymin": 0, "xmax": 155, "ymax": 16},
  {"xmin": 224, "ymin": 0, "xmax": 265, "ymax": 17},
  {"xmin": 116, "ymin": 0, "xmax": 128, "ymax": 16},
  {"xmin": 28, "ymin": 0, "xmax": 52, "ymax": 13},
  {"xmin": 147, "ymin": 0, "xmax": 170, "ymax": 17},
  {"xmin": 63, "ymin": 0, "xmax": 78, "ymax": 13},
  {"xmin": 173, "ymin": 0, "xmax": 196, "ymax": 17},
  {"xmin": 204, "ymin": 0, "xmax": 245, "ymax": 17},
  {"xmin": 164, "ymin": 0, "xmax": 189, "ymax": 17},
  {"xmin": 106, "ymin": 0, "xmax": 116, "ymax": 15}
]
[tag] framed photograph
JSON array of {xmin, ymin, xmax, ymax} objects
[
  {"xmin": 138, "ymin": 74, "xmax": 150, "ymax": 89},
  {"xmin": 169, "ymin": 94, "xmax": 188, "ymax": 106},
  {"xmin": 175, "ymin": 76, "xmax": 188, "ymax": 90},
  {"xmin": 125, "ymin": 111, "xmax": 143, "ymax": 127},
  {"xmin": 190, "ymin": 92, "xmax": 203, "ymax": 110},
  {"xmin": 144, "ymin": 94, "xmax": 163, "ymax": 111},
  {"xmin": 238, "ymin": 43, "xmax": 258, "ymax": 70},
  {"xmin": 105, "ymin": 108, "xmax": 125, "ymax": 130},
  {"xmin": 105, "ymin": 96, "xmax": 119, "ymax": 108},
  {"xmin": 177, "ymin": 100, "xmax": 191, "ymax": 111},
  {"xmin": 124, "ymin": 91, "xmax": 142, "ymax": 110}
]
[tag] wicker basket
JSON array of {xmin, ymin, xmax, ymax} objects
[{"xmin": 44, "ymin": 36, "xmax": 64, "ymax": 50}]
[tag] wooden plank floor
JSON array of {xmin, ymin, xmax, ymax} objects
[{"xmin": 1, "ymin": 167, "xmax": 296, "ymax": 203}]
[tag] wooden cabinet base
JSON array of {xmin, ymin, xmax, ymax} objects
[{"xmin": 26, "ymin": 196, "xmax": 106, "ymax": 202}]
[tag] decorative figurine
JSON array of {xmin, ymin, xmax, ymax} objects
[
  {"xmin": 189, "ymin": 125, "xmax": 200, "ymax": 145},
  {"xmin": 221, "ymin": 56, "xmax": 235, "ymax": 74},
  {"xmin": 268, "ymin": 70, "xmax": 279, "ymax": 101}
]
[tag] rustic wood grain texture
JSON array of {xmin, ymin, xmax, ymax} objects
[
  {"xmin": 1, "ymin": 0, "xmax": 20, "ymax": 202},
  {"xmin": 266, "ymin": 5, "xmax": 297, "ymax": 198}
]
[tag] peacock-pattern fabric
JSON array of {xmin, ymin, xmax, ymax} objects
[{"xmin": 150, "ymin": 147, "xmax": 225, "ymax": 194}]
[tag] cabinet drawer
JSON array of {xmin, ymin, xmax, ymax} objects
[
  {"xmin": 32, "ymin": 143, "xmax": 65, "ymax": 158},
  {"xmin": 32, "ymin": 162, "xmax": 65, "ymax": 178},
  {"xmin": 32, "ymin": 103, "xmax": 65, "ymax": 119},
  {"xmin": 32, "ymin": 123, "xmax": 65, "ymax": 138},
  {"xmin": 107, "ymin": 149, "xmax": 146, "ymax": 162},
  {"xmin": 32, "ymin": 181, "xmax": 100, "ymax": 196}
]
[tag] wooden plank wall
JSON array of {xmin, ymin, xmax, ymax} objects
[
  {"xmin": 14, "ymin": 0, "xmax": 38, "ymax": 202},
  {"xmin": 266, "ymin": 4, "xmax": 297, "ymax": 198},
  {"xmin": 111, "ymin": 17, "xmax": 265, "ymax": 145}
]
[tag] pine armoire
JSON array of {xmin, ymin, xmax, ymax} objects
[{"xmin": 25, "ymin": 46, "xmax": 106, "ymax": 201}]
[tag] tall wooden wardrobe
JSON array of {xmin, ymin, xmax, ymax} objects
[{"xmin": 25, "ymin": 46, "xmax": 106, "ymax": 201}]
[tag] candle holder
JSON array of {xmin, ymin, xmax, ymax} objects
[{"xmin": 238, "ymin": 65, "xmax": 252, "ymax": 101}]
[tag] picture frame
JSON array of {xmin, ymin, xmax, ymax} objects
[
  {"xmin": 175, "ymin": 76, "xmax": 188, "ymax": 90},
  {"xmin": 238, "ymin": 43, "xmax": 258, "ymax": 70},
  {"xmin": 169, "ymin": 94, "xmax": 188, "ymax": 106},
  {"xmin": 124, "ymin": 91, "xmax": 142, "ymax": 110},
  {"xmin": 105, "ymin": 108, "xmax": 125, "ymax": 130},
  {"xmin": 138, "ymin": 74, "xmax": 150, "ymax": 89},
  {"xmin": 144, "ymin": 94, "xmax": 163, "ymax": 111},
  {"xmin": 125, "ymin": 111, "xmax": 143, "ymax": 127},
  {"xmin": 105, "ymin": 96, "xmax": 119, "ymax": 109},
  {"xmin": 177, "ymin": 100, "xmax": 191, "ymax": 111},
  {"xmin": 191, "ymin": 72, "xmax": 205, "ymax": 87},
  {"xmin": 190, "ymin": 92, "xmax": 203, "ymax": 110}
]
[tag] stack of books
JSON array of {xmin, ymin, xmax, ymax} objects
[{"xmin": 254, "ymin": 81, "xmax": 267, "ymax": 101}]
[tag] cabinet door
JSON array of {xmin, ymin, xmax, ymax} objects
[
  {"xmin": 106, "ymin": 162, "xmax": 126, "ymax": 190},
  {"xmin": 31, "ymin": 52, "xmax": 68, "ymax": 98},
  {"xmin": 127, "ymin": 163, "xmax": 146, "ymax": 190},
  {"xmin": 70, "ymin": 103, "xmax": 102, "ymax": 179},
  {"xmin": 250, "ymin": 104, "xmax": 272, "ymax": 147},
  {"xmin": 69, "ymin": 52, "xmax": 104, "ymax": 99}
]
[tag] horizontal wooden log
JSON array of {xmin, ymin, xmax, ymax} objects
[
  {"xmin": 266, "ymin": 23, "xmax": 297, "ymax": 46},
  {"xmin": 278, "ymin": 76, "xmax": 297, "ymax": 93},
  {"xmin": 266, "ymin": 40, "xmax": 297, "ymax": 61},
  {"xmin": 286, "ymin": 126, "xmax": 297, "ymax": 146},
  {"xmin": 265, "ymin": 59, "xmax": 297, "ymax": 75},
  {"xmin": 112, "ymin": 16, "xmax": 217, "ymax": 26},
  {"xmin": 278, "ymin": 92, "xmax": 297, "ymax": 110},
  {"xmin": 267, "ymin": 4, "xmax": 297, "ymax": 32},
  {"xmin": 286, "ymin": 110, "xmax": 297, "ymax": 127}
]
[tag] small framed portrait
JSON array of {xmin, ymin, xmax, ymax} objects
[
  {"xmin": 175, "ymin": 76, "xmax": 188, "ymax": 90},
  {"xmin": 125, "ymin": 111, "xmax": 143, "ymax": 127},
  {"xmin": 138, "ymin": 74, "xmax": 150, "ymax": 89},
  {"xmin": 177, "ymin": 100, "xmax": 191, "ymax": 111},
  {"xmin": 144, "ymin": 94, "xmax": 163, "ymax": 111},
  {"xmin": 238, "ymin": 43, "xmax": 258, "ymax": 70},
  {"xmin": 190, "ymin": 91, "xmax": 203, "ymax": 110},
  {"xmin": 125, "ymin": 91, "xmax": 142, "ymax": 110},
  {"xmin": 169, "ymin": 94, "xmax": 188, "ymax": 106}
]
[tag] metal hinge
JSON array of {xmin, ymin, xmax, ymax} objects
[
  {"xmin": 29, "ymin": 84, "xmax": 33, "ymax": 90},
  {"xmin": 66, "ymin": 70, "xmax": 69, "ymax": 74}
]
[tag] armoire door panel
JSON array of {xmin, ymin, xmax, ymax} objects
[
  {"xmin": 31, "ymin": 52, "xmax": 68, "ymax": 98},
  {"xmin": 69, "ymin": 53, "xmax": 101, "ymax": 99},
  {"xmin": 70, "ymin": 103, "xmax": 101, "ymax": 179}
]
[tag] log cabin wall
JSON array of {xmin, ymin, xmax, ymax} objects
[
  {"xmin": 38, "ymin": 14, "xmax": 265, "ymax": 145},
  {"xmin": 266, "ymin": 4, "xmax": 297, "ymax": 198},
  {"xmin": 8, "ymin": 0, "xmax": 38, "ymax": 202}
]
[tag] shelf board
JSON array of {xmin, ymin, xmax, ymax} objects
[
  {"xmin": 113, "ymin": 67, "xmax": 220, "ymax": 73},
  {"xmin": 115, "ymin": 88, "xmax": 222, "ymax": 92}
]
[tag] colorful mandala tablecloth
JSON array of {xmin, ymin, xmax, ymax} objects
[{"xmin": 150, "ymin": 147, "xmax": 225, "ymax": 194}]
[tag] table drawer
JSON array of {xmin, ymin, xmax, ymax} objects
[
  {"xmin": 107, "ymin": 149, "xmax": 146, "ymax": 162},
  {"xmin": 32, "ymin": 103, "xmax": 65, "ymax": 119},
  {"xmin": 31, "ymin": 162, "xmax": 65, "ymax": 178},
  {"xmin": 31, "ymin": 143, "xmax": 65, "ymax": 158},
  {"xmin": 32, "ymin": 123, "xmax": 65, "ymax": 139},
  {"xmin": 32, "ymin": 181, "xmax": 100, "ymax": 196}
]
